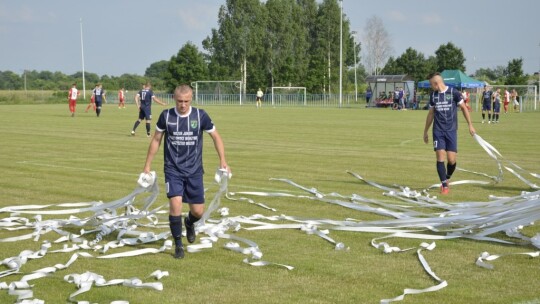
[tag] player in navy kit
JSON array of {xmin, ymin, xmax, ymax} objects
[
  {"xmin": 423, "ymin": 72, "xmax": 476, "ymax": 194},
  {"xmin": 142, "ymin": 84, "xmax": 231, "ymax": 259},
  {"xmin": 91, "ymin": 83, "xmax": 106, "ymax": 117},
  {"xmin": 481, "ymin": 85, "xmax": 493, "ymax": 124},
  {"xmin": 131, "ymin": 82, "xmax": 166, "ymax": 137},
  {"xmin": 492, "ymin": 88, "xmax": 501, "ymax": 123}
]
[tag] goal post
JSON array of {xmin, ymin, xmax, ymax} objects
[
  {"xmin": 190, "ymin": 81, "xmax": 243, "ymax": 105},
  {"xmin": 271, "ymin": 87, "xmax": 307, "ymax": 106}
]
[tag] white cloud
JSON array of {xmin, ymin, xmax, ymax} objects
[{"xmin": 421, "ymin": 13, "xmax": 443, "ymax": 25}]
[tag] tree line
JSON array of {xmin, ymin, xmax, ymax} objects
[{"xmin": 0, "ymin": 0, "xmax": 533, "ymax": 95}]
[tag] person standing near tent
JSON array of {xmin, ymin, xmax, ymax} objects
[
  {"xmin": 481, "ymin": 85, "xmax": 493, "ymax": 124},
  {"xmin": 423, "ymin": 72, "xmax": 475, "ymax": 194}
]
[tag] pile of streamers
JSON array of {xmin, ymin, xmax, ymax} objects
[{"xmin": 0, "ymin": 134, "xmax": 539, "ymax": 303}]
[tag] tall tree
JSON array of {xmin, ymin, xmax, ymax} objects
[
  {"xmin": 166, "ymin": 42, "xmax": 208, "ymax": 92},
  {"xmin": 145, "ymin": 60, "xmax": 170, "ymax": 79},
  {"xmin": 505, "ymin": 58, "xmax": 528, "ymax": 85},
  {"xmin": 362, "ymin": 15, "xmax": 392, "ymax": 76},
  {"xmin": 434, "ymin": 42, "xmax": 466, "ymax": 72},
  {"xmin": 381, "ymin": 47, "xmax": 433, "ymax": 82}
]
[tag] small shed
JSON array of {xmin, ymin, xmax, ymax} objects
[{"xmin": 365, "ymin": 74, "xmax": 415, "ymax": 107}]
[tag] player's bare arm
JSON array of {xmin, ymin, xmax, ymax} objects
[
  {"xmin": 423, "ymin": 108, "xmax": 434, "ymax": 144},
  {"xmin": 143, "ymin": 131, "xmax": 164, "ymax": 174},
  {"xmin": 209, "ymin": 130, "xmax": 230, "ymax": 174}
]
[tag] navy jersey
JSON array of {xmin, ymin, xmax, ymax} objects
[
  {"xmin": 93, "ymin": 88, "xmax": 104, "ymax": 102},
  {"xmin": 428, "ymin": 87, "xmax": 463, "ymax": 132},
  {"xmin": 482, "ymin": 90, "xmax": 492, "ymax": 105},
  {"xmin": 138, "ymin": 89, "xmax": 154, "ymax": 108},
  {"xmin": 156, "ymin": 107, "xmax": 215, "ymax": 177}
]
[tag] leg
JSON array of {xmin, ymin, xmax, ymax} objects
[
  {"xmin": 446, "ymin": 151, "xmax": 457, "ymax": 181},
  {"xmin": 132, "ymin": 119, "xmax": 142, "ymax": 135},
  {"xmin": 169, "ymin": 196, "xmax": 185, "ymax": 258},
  {"xmin": 145, "ymin": 119, "xmax": 151, "ymax": 137}
]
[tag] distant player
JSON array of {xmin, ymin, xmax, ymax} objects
[
  {"xmin": 503, "ymin": 88, "xmax": 510, "ymax": 114},
  {"xmin": 118, "ymin": 87, "xmax": 126, "ymax": 109},
  {"xmin": 256, "ymin": 88, "xmax": 263, "ymax": 108},
  {"xmin": 462, "ymin": 89, "xmax": 471, "ymax": 112},
  {"xmin": 91, "ymin": 83, "xmax": 106, "ymax": 117},
  {"xmin": 85, "ymin": 84, "xmax": 97, "ymax": 113},
  {"xmin": 492, "ymin": 88, "xmax": 501, "ymax": 123},
  {"xmin": 67, "ymin": 83, "xmax": 79, "ymax": 117},
  {"xmin": 131, "ymin": 82, "xmax": 166, "ymax": 137},
  {"xmin": 481, "ymin": 85, "xmax": 493, "ymax": 124},
  {"xmin": 423, "ymin": 72, "xmax": 475, "ymax": 194},
  {"xmin": 511, "ymin": 89, "xmax": 519, "ymax": 112}
]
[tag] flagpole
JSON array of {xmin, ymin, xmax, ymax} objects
[{"xmin": 80, "ymin": 18, "xmax": 86, "ymax": 100}]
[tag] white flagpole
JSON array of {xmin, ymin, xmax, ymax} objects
[{"xmin": 80, "ymin": 18, "xmax": 86, "ymax": 100}]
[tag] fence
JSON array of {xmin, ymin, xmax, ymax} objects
[{"xmin": 2, "ymin": 90, "xmax": 538, "ymax": 112}]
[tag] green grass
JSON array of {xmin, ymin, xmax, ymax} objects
[{"xmin": 0, "ymin": 104, "xmax": 539, "ymax": 303}]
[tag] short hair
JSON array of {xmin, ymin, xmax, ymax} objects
[
  {"xmin": 427, "ymin": 72, "xmax": 441, "ymax": 79},
  {"xmin": 72, "ymin": 83, "xmax": 77, "ymax": 86},
  {"xmin": 174, "ymin": 84, "xmax": 193, "ymax": 96}
]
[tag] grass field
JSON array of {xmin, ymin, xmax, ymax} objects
[{"xmin": 0, "ymin": 103, "xmax": 539, "ymax": 303}]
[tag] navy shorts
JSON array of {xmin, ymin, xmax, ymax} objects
[
  {"xmin": 482, "ymin": 101, "xmax": 491, "ymax": 111},
  {"xmin": 138, "ymin": 107, "xmax": 152, "ymax": 120},
  {"xmin": 164, "ymin": 171, "xmax": 205, "ymax": 203},
  {"xmin": 433, "ymin": 130, "xmax": 457, "ymax": 152},
  {"xmin": 493, "ymin": 102, "xmax": 501, "ymax": 113}
]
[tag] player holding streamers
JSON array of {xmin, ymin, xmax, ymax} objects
[
  {"xmin": 423, "ymin": 72, "xmax": 476, "ymax": 194},
  {"xmin": 131, "ymin": 82, "xmax": 166, "ymax": 137},
  {"xmin": 142, "ymin": 84, "xmax": 230, "ymax": 259}
]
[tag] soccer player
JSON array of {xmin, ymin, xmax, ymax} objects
[
  {"xmin": 131, "ymin": 82, "xmax": 166, "ymax": 137},
  {"xmin": 67, "ymin": 83, "xmax": 79, "ymax": 117},
  {"xmin": 85, "ymin": 84, "xmax": 97, "ymax": 113},
  {"xmin": 503, "ymin": 88, "xmax": 510, "ymax": 114},
  {"xmin": 142, "ymin": 84, "xmax": 231, "ymax": 259},
  {"xmin": 511, "ymin": 89, "xmax": 519, "ymax": 112},
  {"xmin": 462, "ymin": 89, "xmax": 471, "ymax": 112},
  {"xmin": 118, "ymin": 87, "xmax": 126, "ymax": 109},
  {"xmin": 91, "ymin": 83, "xmax": 106, "ymax": 117},
  {"xmin": 256, "ymin": 88, "xmax": 263, "ymax": 108},
  {"xmin": 492, "ymin": 88, "xmax": 501, "ymax": 123},
  {"xmin": 481, "ymin": 85, "xmax": 493, "ymax": 124},
  {"xmin": 423, "ymin": 72, "xmax": 476, "ymax": 194}
]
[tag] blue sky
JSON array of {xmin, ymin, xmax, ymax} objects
[{"xmin": 1, "ymin": 0, "xmax": 539, "ymax": 77}]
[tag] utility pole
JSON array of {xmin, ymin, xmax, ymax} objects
[
  {"xmin": 80, "ymin": 18, "xmax": 86, "ymax": 100},
  {"xmin": 339, "ymin": 0, "xmax": 343, "ymax": 108}
]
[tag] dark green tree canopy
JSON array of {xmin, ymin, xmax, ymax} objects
[
  {"xmin": 434, "ymin": 42, "xmax": 466, "ymax": 72},
  {"xmin": 166, "ymin": 42, "xmax": 209, "ymax": 92}
]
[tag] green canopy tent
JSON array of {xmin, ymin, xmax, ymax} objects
[{"xmin": 417, "ymin": 70, "xmax": 484, "ymax": 89}]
